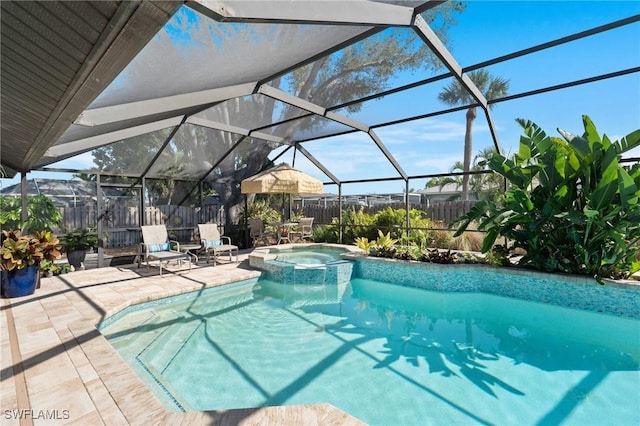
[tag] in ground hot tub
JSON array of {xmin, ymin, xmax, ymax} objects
[{"xmin": 249, "ymin": 245, "xmax": 354, "ymax": 285}]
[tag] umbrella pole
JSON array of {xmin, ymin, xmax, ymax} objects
[
  {"xmin": 244, "ymin": 195, "xmax": 249, "ymax": 248},
  {"xmin": 282, "ymin": 193, "xmax": 286, "ymax": 221}
]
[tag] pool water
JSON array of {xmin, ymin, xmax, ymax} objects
[
  {"xmin": 270, "ymin": 246, "xmax": 346, "ymax": 265},
  {"xmin": 100, "ymin": 276, "xmax": 640, "ymax": 425}
]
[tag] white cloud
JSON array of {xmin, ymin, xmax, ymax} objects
[
  {"xmin": 376, "ymin": 117, "xmax": 491, "ymax": 145},
  {"xmin": 296, "ymin": 137, "xmax": 400, "ymax": 179},
  {"xmin": 413, "ymin": 154, "xmax": 464, "ymax": 173}
]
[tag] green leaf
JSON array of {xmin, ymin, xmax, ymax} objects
[
  {"xmin": 452, "ymin": 201, "xmax": 490, "ymax": 237},
  {"xmin": 518, "ymin": 136, "xmax": 532, "ymax": 159},
  {"xmin": 551, "ymin": 184, "xmax": 572, "ymax": 208},
  {"xmin": 590, "ymin": 146, "xmax": 619, "ymax": 210},
  {"xmin": 557, "ymin": 127, "xmax": 575, "ymax": 143},
  {"xmin": 581, "ymin": 115, "xmax": 605, "ymax": 147},
  {"xmin": 567, "ymin": 135, "xmax": 591, "ymax": 159},
  {"xmin": 518, "ymin": 118, "xmax": 552, "ymax": 157},
  {"xmin": 566, "ymin": 151, "xmax": 580, "ymax": 176},
  {"xmin": 615, "ymin": 128, "xmax": 640, "ymax": 154},
  {"xmin": 583, "ymin": 208, "xmax": 599, "ymax": 219},
  {"xmin": 538, "ymin": 150, "xmax": 565, "ymax": 189},
  {"xmin": 487, "ymin": 155, "xmax": 530, "ymax": 188},
  {"xmin": 481, "ymin": 228, "xmax": 500, "ymax": 253},
  {"xmin": 511, "ymin": 189, "xmax": 534, "ymax": 212},
  {"xmin": 618, "ymin": 168, "xmax": 639, "ymax": 209}
]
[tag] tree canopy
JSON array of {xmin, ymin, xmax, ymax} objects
[{"xmin": 90, "ymin": 3, "xmax": 467, "ymax": 225}]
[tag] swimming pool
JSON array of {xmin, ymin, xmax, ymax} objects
[{"xmin": 99, "ymin": 259, "xmax": 640, "ymax": 425}]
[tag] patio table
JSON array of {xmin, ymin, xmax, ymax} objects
[
  {"xmin": 271, "ymin": 222, "xmax": 298, "ymax": 244},
  {"xmin": 178, "ymin": 243, "xmax": 201, "ymax": 263}
]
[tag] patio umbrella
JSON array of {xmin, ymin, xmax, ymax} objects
[
  {"xmin": 241, "ymin": 165, "xmax": 323, "ymax": 242},
  {"xmin": 241, "ymin": 165, "xmax": 323, "ymax": 195}
]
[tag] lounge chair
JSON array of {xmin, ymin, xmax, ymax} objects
[
  {"xmin": 197, "ymin": 223, "xmax": 238, "ymax": 265},
  {"xmin": 139, "ymin": 225, "xmax": 192, "ymax": 276},
  {"xmin": 290, "ymin": 217, "xmax": 314, "ymax": 242},
  {"xmin": 249, "ymin": 218, "xmax": 275, "ymax": 246}
]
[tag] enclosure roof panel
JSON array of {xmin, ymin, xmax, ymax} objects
[
  {"xmin": 1, "ymin": 0, "xmax": 638, "ymax": 188},
  {"xmin": 0, "ymin": 0, "xmax": 182, "ymax": 176},
  {"xmin": 87, "ymin": 5, "xmax": 376, "ymax": 109}
]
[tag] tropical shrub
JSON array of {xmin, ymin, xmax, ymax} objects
[
  {"xmin": 239, "ymin": 200, "xmax": 280, "ymax": 226},
  {"xmin": 373, "ymin": 230, "xmax": 398, "ymax": 258},
  {"xmin": 354, "ymin": 236, "xmax": 375, "ymax": 253},
  {"xmin": 0, "ymin": 195, "xmax": 62, "ymax": 233},
  {"xmin": 0, "ymin": 230, "xmax": 62, "ymax": 271},
  {"xmin": 315, "ymin": 206, "xmax": 433, "ymax": 246},
  {"xmin": 341, "ymin": 207, "xmax": 376, "ymax": 243},
  {"xmin": 60, "ymin": 227, "xmax": 99, "ymax": 253},
  {"xmin": 396, "ymin": 245, "xmax": 420, "ymax": 261},
  {"xmin": 373, "ymin": 207, "xmax": 407, "ymax": 240},
  {"xmin": 419, "ymin": 248, "xmax": 457, "ymax": 264},
  {"xmin": 483, "ymin": 244, "xmax": 511, "ymax": 267},
  {"xmin": 374, "ymin": 207, "xmax": 433, "ymax": 246},
  {"xmin": 354, "ymin": 232, "xmax": 481, "ymax": 265},
  {"xmin": 312, "ymin": 224, "xmax": 339, "ymax": 243},
  {"xmin": 454, "ymin": 116, "xmax": 640, "ymax": 280},
  {"xmin": 40, "ymin": 259, "xmax": 72, "ymax": 275}
]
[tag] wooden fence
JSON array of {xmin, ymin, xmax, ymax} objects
[
  {"xmin": 302, "ymin": 201, "xmax": 477, "ymax": 225},
  {"xmin": 57, "ymin": 204, "xmax": 224, "ymax": 248},
  {"xmin": 56, "ymin": 200, "xmax": 473, "ymax": 248}
]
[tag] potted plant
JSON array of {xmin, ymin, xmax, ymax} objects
[
  {"xmin": 40, "ymin": 260, "xmax": 73, "ymax": 277},
  {"xmin": 60, "ymin": 227, "xmax": 98, "ymax": 269},
  {"xmin": 0, "ymin": 230, "xmax": 61, "ymax": 297}
]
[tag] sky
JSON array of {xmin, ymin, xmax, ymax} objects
[
  {"xmin": 2, "ymin": 1, "xmax": 639, "ymax": 196},
  {"xmin": 286, "ymin": 0, "xmax": 640, "ymax": 194}
]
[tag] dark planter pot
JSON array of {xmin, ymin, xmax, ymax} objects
[
  {"xmin": 1, "ymin": 264, "xmax": 39, "ymax": 298},
  {"xmin": 67, "ymin": 250, "xmax": 87, "ymax": 268}
]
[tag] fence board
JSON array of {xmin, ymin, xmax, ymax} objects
[{"xmin": 57, "ymin": 204, "xmax": 225, "ymax": 248}]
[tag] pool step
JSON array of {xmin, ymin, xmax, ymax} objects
[
  {"xmin": 102, "ymin": 311, "xmax": 162, "ymax": 358},
  {"xmin": 137, "ymin": 316, "xmax": 203, "ymax": 374}
]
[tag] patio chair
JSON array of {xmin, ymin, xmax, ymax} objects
[
  {"xmin": 249, "ymin": 218, "xmax": 275, "ymax": 246},
  {"xmin": 290, "ymin": 217, "xmax": 314, "ymax": 242},
  {"xmin": 139, "ymin": 225, "xmax": 192, "ymax": 276},
  {"xmin": 197, "ymin": 223, "xmax": 238, "ymax": 265}
]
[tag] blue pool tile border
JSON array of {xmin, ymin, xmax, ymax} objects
[{"xmin": 353, "ymin": 256, "xmax": 640, "ymax": 319}]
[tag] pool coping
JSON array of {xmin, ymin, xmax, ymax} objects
[{"xmin": 248, "ymin": 242, "xmax": 362, "ymax": 262}]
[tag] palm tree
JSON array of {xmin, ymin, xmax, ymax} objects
[
  {"xmin": 425, "ymin": 161, "xmax": 464, "ymax": 189},
  {"xmin": 438, "ymin": 69, "xmax": 509, "ymax": 200},
  {"xmin": 425, "ymin": 147, "xmax": 503, "ymax": 201},
  {"xmin": 471, "ymin": 146, "xmax": 503, "ymax": 202}
]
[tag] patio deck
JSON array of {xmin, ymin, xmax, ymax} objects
[{"xmin": 1, "ymin": 250, "xmax": 364, "ymax": 425}]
